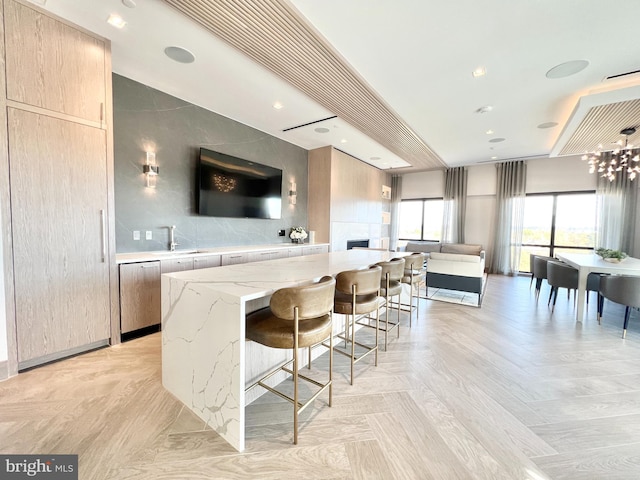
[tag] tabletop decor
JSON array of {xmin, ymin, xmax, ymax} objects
[
  {"xmin": 290, "ymin": 226, "xmax": 308, "ymax": 243},
  {"xmin": 595, "ymin": 247, "xmax": 628, "ymax": 263}
]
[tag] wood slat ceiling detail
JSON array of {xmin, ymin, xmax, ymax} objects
[
  {"xmin": 560, "ymin": 99, "xmax": 640, "ymax": 155},
  {"xmin": 162, "ymin": 0, "xmax": 446, "ymax": 170}
]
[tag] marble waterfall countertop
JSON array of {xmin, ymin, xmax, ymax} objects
[
  {"xmin": 161, "ymin": 249, "xmax": 406, "ymax": 452},
  {"xmin": 116, "ymin": 242, "xmax": 328, "ymax": 264}
]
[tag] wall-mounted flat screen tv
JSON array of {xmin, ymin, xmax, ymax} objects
[{"xmin": 197, "ymin": 148, "xmax": 283, "ymax": 219}]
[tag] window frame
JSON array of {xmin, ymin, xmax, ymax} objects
[
  {"xmin": 398, "ymin": 197, "xmax": 443, "ymax": 242},
  {"xmin": 522, "ymin": 190, "xmax": 596, "ymax": 261}
]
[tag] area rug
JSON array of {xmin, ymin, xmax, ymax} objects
[{"xmin": 425, "ymin": 274, "xmax": 488, "ymax": 307}]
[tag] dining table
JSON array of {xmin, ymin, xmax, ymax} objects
[{"xmin": 555, "ymin": 252, "xmax": 640, "ymax": 322}]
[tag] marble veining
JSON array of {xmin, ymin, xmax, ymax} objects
[{"xmin": 161, "ymin": 250, "xmax": 407, "ymax": 451}]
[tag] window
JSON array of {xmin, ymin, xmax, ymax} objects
[
  {"xmin": 520, "ymin": 192, "xmax": 596, "ymax": 272},
  {"xmin": 399, "ymin": 199, "xmax": 444, "ymax": 241}
]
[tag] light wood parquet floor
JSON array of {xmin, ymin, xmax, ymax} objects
[{"xmin": 2, "ymin": 274, "xmax": 640, "ymax": 479}]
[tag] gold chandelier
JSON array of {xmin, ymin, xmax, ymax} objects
[{"xmin": 583, "ymin": 127, "xmax": 640, "ymax": 181}]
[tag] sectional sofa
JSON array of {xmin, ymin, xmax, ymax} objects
[{"xmin": 398, "ymin": 242, "xmax": 486, "ymax": 305}]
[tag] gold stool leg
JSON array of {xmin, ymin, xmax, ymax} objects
[
  {"xmin": 396, "ymin": 292, "xmax": 401, "ymax": 338},
  {"xmin": 293, "ymin": 307, "xmax": 299, "ymax": 445},
  {"xmin": 329, "ymin": 326, "xmax": 333, "ymax": 406}
]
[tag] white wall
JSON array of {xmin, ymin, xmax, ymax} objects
[
  {"xmin": 526, "ymin": 155, "xmax": 596, "ymax": 193},
  {"xmin": 400, "ymin": 155, "xmax": 600, "ymax": 263}
]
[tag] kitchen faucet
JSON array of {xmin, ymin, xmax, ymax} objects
[{"xmin": 169, "ymin": 225, "xmax": 179, "ymax": 252}]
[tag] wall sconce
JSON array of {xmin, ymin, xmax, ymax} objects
[
  {"xmin": 143, "ymin": 152, "xmax": 159, "ymax": 188},
  {"xmin": 288, "ymin": 182, "xmax": 297, "ymax": 204}
]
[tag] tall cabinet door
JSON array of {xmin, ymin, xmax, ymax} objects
[
  {"xmin": 8, "ymin": 108, "xmax": 110, "ymax": 365},
  {"xmin": 4, "ymin": 0, "xmax": 106, "ymax": 124}
]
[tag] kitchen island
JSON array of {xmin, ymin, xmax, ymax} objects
[{"xmin": 161, "ymin": 249, "xmax": 404, "ymax": 451}]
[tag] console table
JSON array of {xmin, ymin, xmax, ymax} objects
[
  {"xmin": 556, "ymin": 252, "xmax": 640, "ymax": 322},
  {"xmin": 161, "ymin": 249, "xmax": 403, "ymax": 451}
]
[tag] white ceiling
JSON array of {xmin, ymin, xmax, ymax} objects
[{"xmin": 37, "ymin": 0, "xmax": 640, "ymax": 172}]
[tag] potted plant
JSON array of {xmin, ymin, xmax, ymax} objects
[
  {"xmin": 290, "ymin": 227, "xmax": 308, "ymax": 244},
  {"xmin": 595, "ymin": 247, "xmax": 628, "ymax": 263}
]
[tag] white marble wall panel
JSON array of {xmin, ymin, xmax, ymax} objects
[{"xmin": 331, "ymin": 222, "xmax": 382, "ymax": 252}]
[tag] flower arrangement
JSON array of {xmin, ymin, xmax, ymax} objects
[
  {"xmin": 595, "ymin": 247, "xmax": 628, "ymax": 262},
  {"xmin": 289, "ymin": 226, "xmax": 308, "ymax": 243}
]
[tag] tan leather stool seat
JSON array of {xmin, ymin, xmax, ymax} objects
[
  {"xmin": 247, "ymin": 308, "xmax": 332, "ymax": 348},
  {"xmin": 334, "ymin": 291, "xmax": 379, "ymax": 315}
]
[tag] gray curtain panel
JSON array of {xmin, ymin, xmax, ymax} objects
[
  {"xmin": 390, "ymin": 175, "xmax": 402, "ymax": 251},
  {"xmin": 489, "ymin": 160, "xmax": 527, "ymax": 275},
  {"xmin": 596, "ymin": 162, "xmax": 638, "ymax": 255},
  {"xmin": 442, "ymin": 167, "xmax": 467, "ymax": 243}
]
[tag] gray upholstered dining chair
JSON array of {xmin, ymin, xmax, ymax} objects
[
  {"xmin": 546, "ymin": 260, "xmax": 578, "ymax": 313},
  {"xmin": 599, "ymin": 275, "xmax": 640, "ymax": 338},
  {"xmin": 532, "ymin": 256, "xmax": 554, "ymax": 301}
]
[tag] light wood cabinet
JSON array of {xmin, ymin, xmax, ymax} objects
[
  {"xmin": 302, "ymin": 245, "xmax": 329, "ymax": 256},
  {"xmin": 193, "ymin": 254, "xmax": 221, "ymax": 269},
  {"xmin": 10, "ymin": 109, "xmax": 112, "ymax": 366},
  {"xmin": 308, "ymin": 146, "xmax": 389, "ymax": 252},
  {"xmin": 247, "ymin": 250, "xmax": 279, "ymax": 262},
  {"xmin": 4, "ymin": 0, "xmax": 106, "ymax": 124},
  {"xmin": 221, "ymin": 253, "xmax": 248, "ymax": 266},
  {"xmin": 161, "ymin": 258, "xmax": 194, "ymax": 273},
  {"xmin": 119, "ymin": 262, "xmax": 160, "ymax": 334},
  {"xmin": 1, "ymin": 0, "xmax": 115, "ymax": 372}
]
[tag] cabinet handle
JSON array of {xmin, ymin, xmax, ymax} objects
[
  {"xmin": 100, "ymin": 209, "xmax": 107, "ymax": 263},
  {"xmin": 140, "ymin": 264, "xmax": 156, "ymax": 268},
  {"xmin": 100, "ymin": 102, "xmax": 104, "ymax": 123}
]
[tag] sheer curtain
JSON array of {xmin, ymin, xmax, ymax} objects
[
  {"xmin": 596, "ymin": 164, "xmax": 638, "ymax": 254},
  {"xmin": 489, "ymin": 160, "xmax": 527, "ymax": 275},
  {"xmin": 389, "ymin": 175, "xmax": 402, "ymax": 252},
  {"xmin": 441, "ymin": 167, "xmax": 467, "ymax": 243}
]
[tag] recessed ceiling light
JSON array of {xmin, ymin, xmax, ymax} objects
[
  {"xmin": 107, "ymin": 14, "xmax": 126, "ymax": 29},
  {"xmin": 121, "ymin": 0, "xmax": 136, "ymax": 7},
  {"xmin": 485, "ymin": 129, "xmax": 494, "ymax": 135},
  {"xmin": 164, "ymin": 46, "xmax": 195, "ymax": 64},
  {"xmin": 491, "ymin": 156, "xmax": 498, "ymax": 160},
  {"xmin": 370, "ymin": 156, "xmax": 381, "ymax": 161},
  {"xmin": 340, "ymin": 139, "xmax": 347, "ymax": 143},
  {"xmin": 314, "ymin": 127, "xmax": 330, "ymax": 134},
  {"xmin": 476, "ymin": 105, "xmax": 493, "ymax": 114},
  {"xmin": 472, "ymin": 67, "xmax": 486, "ymax": 78},
  {"xmin": 272, "ymin": 102, "xmax": 284, "ymax": 110},
  {"xmin": 546, "ymin": 60, "xmax": 589, "ymax": 79},
  {"xmin": 537, "ymin": 121, "xmax": 558, "ymax": 129},
  {"xmin": 489, "ymin": 138, "xmax": 505, "ymax": 143}
]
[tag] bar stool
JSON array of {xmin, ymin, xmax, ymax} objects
[
  {"xmin": 599, "ymin": 275, "xmax": 640, "ymax": 338},
  {"xmin": 374, "ymin": 257, "xmax": 405, "ymax": 350},
  {"xmin": 401, "ymin": 253, "xmax": 426, "ymax": 327},
  {"xmin": 245, "ymin": 275, "xmax": 335, "ymax": 444},
  {"xmin": 333, "ymin": 265, "xmax": 382, "ymax": 385}
]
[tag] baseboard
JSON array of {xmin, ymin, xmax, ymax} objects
[{"xmin": 0, "ymin": 360, "xmax": 8, "ymax": 382}]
